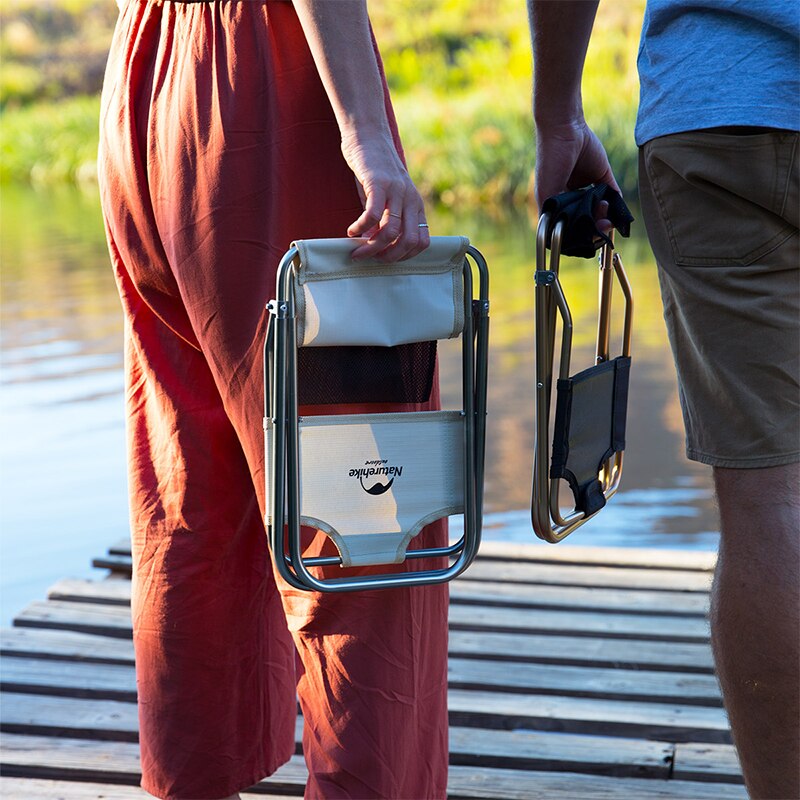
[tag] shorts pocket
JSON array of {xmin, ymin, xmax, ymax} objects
[{"xmin": 642, "ymin": 132, "xmax": 798, "ymax": 267}]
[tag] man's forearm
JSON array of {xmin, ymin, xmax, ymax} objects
[
  {"xmin": 528, "ymin": 0, "xmax": 600, "ymax": 128},
  {"xmin": 292, "ymin": 0, "xmax": 389, "ymax": 139}
]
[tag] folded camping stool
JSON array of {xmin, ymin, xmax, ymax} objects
[
  {"xmin": 531, "ymin": 185, "xmax": 634, "ymax": 543},
  {"xmin": 264, "ymin": 237, "xmax": 489, "ymax": 591}
]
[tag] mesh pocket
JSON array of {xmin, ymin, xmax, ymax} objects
[{"xmin": 297, "ymin": 342, "xmax": 436, "ymax": 405}]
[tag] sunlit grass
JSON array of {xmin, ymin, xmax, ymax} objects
[
  {"xmin": 0, "ymin": 0, "xmax": 646, "ymax": 205},
  {"xmin": 0, "ymin": 95, "xmax": 100, "ymax": 184}
]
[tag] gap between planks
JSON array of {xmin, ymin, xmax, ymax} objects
[
  {"xmin": 1, "ymin": 624, "xmax": 717, "ymax": 674},
  {"xmin": 0, "ymin": 734, "xmax": 745, "ymax": 798},
  {"xmin": 0, "ymin": 692, "xmax": 741, "ymax": 781}
]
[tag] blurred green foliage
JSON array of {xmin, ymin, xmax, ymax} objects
[
  {"xmin": 0, "ymin": 94, "xmax": 100, "ymax": 184},
  {"xmin": 0, "ymin": 0, "xmax": 117, "ymax": 108},
  {"xmin": 0, "ymin": 0, "xmax": 645, "ymax": 204}
]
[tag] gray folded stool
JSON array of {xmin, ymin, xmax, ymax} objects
[
  {"xmin": 531, "ymin": 213, "xmax": 633, "ymax": 543},
  {"xmin": 264, "ymin": 237, "xmax": 489, "ymax": 591}
]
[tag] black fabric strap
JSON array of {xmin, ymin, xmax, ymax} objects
[
  {"xmin": 541, "ymin": 183, "xmax": 634, "ymax": 258},
  {"xmin": 550, "ymin": 355, "xmax": 631, "ymax": 516}
]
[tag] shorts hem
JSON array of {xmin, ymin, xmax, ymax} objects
[{"xmin": 686, "ymin": 449, "xmax": 800, "ymax": 469}]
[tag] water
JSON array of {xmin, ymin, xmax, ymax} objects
[{"xmin": 0, "ymin": 184, "xmax": 719, "ymax": 626}]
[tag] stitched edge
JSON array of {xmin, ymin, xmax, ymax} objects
[
  {"xmin": 298, "ymin": 409, "xmax": 464, "ymax": 427},
  {"xmin": 292, "ymin": 236, "xmax": 470, "ymax": 283},
  {"xmin": 779, "ymin": 135, "xmax": 798, "ymax": 219}
]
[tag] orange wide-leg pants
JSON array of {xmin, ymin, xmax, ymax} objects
[{"xmin": 98, "ymin": 3, "xmax": 449, "ymax": 798}]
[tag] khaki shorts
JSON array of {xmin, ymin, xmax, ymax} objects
[{"xmin": 639, "ymin": 129, "xmax": 799, "ymax": 468}]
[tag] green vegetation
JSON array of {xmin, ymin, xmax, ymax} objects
[
  {"xmin": 0, "ymin": 0, "xmax": 116, "ymax": 108},
  {"xmin": 0, "ymin": 94, "xmax": 99, "ymax": 184},
  {"xmin": 0, "ymin": 0, "xmax": 644, "ymax": 204}
]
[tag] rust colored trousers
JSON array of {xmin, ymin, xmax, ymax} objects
[{"xmin": 98, "ymin": 2, "xmax": 449, "ymax": 798}]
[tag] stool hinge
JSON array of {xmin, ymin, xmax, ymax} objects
[
  {"xmin": 535, "ymin": 270, "xmax": 557, "ymax": 286},
  {"xmin": 267, "ymin": 300, "xmax": 289, "ymax": 319}
]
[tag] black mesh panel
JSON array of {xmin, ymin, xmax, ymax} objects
[{"xmin": 297, "ymin": 342, "xmax": 436, "ymax": 406}]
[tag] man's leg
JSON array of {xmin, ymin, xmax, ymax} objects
[
  {"xmin": 638, "ymin": 131, "xmax": 800, "ymax": 798},
  {"xmin": 711, "ymin": 462, "xmax": 800, "ymax": 799}
]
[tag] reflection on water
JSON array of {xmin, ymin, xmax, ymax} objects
[{"xmin": 0, "ymin": 185, "xmax": 719, "ymax": 624}]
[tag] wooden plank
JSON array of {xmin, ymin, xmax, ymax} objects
[
  {"xmin": 0, "ymin": 704, "xmax": 678, "ymax": 780},
  {"xmin": 448, "ymin": 726, "xmax": 674, "ymax": 778},
  {"xmin": 449, "ymin": 630, "xmax": 714, "ymax": 673},
  {"xmin": 1, "ymin": 628, "xmax": 135, "ymax": 665},
  {"xmin": 91, "ymin": 556, "xmax": 131, "ymax": 576},
  {"xmin": 448, "ymin": 605, "xmax": 710, "ymax": 642},
  {"xmin": 0, "ymin": 734, "xmax": 307, "ymax": 794},
  {"xmin": 2, "ymin": 624, "xmax": 716, "ymax": 674},
  {"xmin": 48, "ymin": 580, "xmax": 131, "ymax": 607},
  {"xmin": 0, "ymin": 778, "xmax": 150, "ymax": 799},
  {"xmin": 453, "ymin": 581, "xmax": 708, "ymax": 616},
  {"xmin": 446, "ymin": 766, "xmax": 746, "ymax": 799},
  {"xmin": 297, "ymin": 720, "xmax": 680, "ymax": 781},
  {"xmin": 447, "ymin": 690, "xmax": 732, "ymax": 744},
  {"xmin": 476, "ymin": 540, "xmax": 717, "ymax": 572},
  {"xmin": 0, "ymin": 734, "xmax": 746, "ymax": 799},
  {"xmin": 46, "ymin": 583, "xmax": 711, "ymax": 641},
  {"xmin": 49, "ymin": 577, "xmax": 710, "ymax": 617},
  {"xmin": 2, "ymin": 684, "xmax": 730, "ymax": 747},
  {"xmin": 448, "ymin": 659, "xmax": 721, "ymax": 706},
  {"xmin": 0, "ymin": 653, "xmax": 722, "ymax": 707},
  {"xmin": 0, "ymin": 778, "xmax": 294, "ymax": 800},
  {"xmin": 0, "ymin": 693, "xmax": 139, "ymax": 741},
  {"xmin": 16, "ymin": 598, "xmax": 710, "ymax": 644},
  {"xmin": 92, "ymin": 553, "xmax": 713, "ymax": 593},
  {"xmin": 462, "ymin": 561, "xmax": 712, "ymax": 593},
  {"xmin": 108, "ymin": 539, "xmax": 132, "ymax": 556},
  {"xmin": 106, "ymin": 538, "xmax": 718, "ymax": 572},
  {"xmin": 673, "ymin": 743, "xmax": 743, "ymax": 783},
  {"xmin": 294, "ymin": 720, "xmax": 679, "ymax": 781},
  {"xmin": 1, "ymin": 659, "xmax": 137, "ymax": 702},
  {"xmin": 14, "ymin": 602, "xmax": 132, "ymax": 639}
]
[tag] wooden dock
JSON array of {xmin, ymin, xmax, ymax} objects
[{"xmin": 0, "ymin": 539, "xmax": 745, "ymax": 799}]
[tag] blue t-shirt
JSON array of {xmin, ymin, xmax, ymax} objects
[{"xmin": 635, "ymin": 0, "xmax": 800, "ymax": 145}]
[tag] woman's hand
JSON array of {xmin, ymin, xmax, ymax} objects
[{"xmin": 342, "ymin": 129, "xmax": 430, "ymax": 262}]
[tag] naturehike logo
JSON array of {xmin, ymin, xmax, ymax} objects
[{"xmin": 349, "ymin": 459, "xmax": 403, "ymax": 495}]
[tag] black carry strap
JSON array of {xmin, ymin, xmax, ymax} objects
[{"xmin": 541, "ymin": 183, "xmax": 634, "ymax": 258}]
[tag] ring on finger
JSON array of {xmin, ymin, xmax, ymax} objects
[
  {"xmin": 388, "ymin": 211, "xmax": 402, "ymax": 219},
  {"xmin": 418, "ymin": 223, "xmax": 429, "ymax": 228}
]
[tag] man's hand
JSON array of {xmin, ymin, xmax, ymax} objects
[{"xmin": 534, "ymin": 119, "xmax": 619, "ymax": 233}]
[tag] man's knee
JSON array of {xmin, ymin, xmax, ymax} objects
[{"xmin": 713, "ymin": 462, "xmax": 800, "ymax": 511}]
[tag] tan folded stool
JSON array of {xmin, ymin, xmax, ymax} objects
[
  {"xmin": 264, "ymin": 237, "xmax": 489, "ymax": 592},
  {"xmin": 532, "ymin": 215, "xmax": 633, "ymax": 543}
]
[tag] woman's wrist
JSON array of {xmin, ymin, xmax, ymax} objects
[{"xmin": 339, "ymin": 118, "xmax": 393, "ymax": 146}]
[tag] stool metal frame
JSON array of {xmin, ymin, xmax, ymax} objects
[
  {"xmin": 264, "ymin": 244, "xmax": 489, "ymax": 591},
  {"xmin": 532, "ymin": 215, "xmax": 633, "ymax": 543}
]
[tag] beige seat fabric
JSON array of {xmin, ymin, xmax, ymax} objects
[
  {"xmin": 266, "ymin": 411, "xmax": 465, "ymax": 567},
  {"xmin": 293, "ymin": 236, "xmax": 470, "ymax": 347}
]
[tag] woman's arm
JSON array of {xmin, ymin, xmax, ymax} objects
[{"xmin": 292, "ymin": 0, "xmax": 429, "ymax": 261}]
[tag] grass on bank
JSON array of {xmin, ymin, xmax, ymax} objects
[
  {"xmin": 0, "ymin": 0, "xmax": 645, "ymax": 205},
  {"xmin": 0, "ymin": 94, "xmax": 100, "ymax": 185}
]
